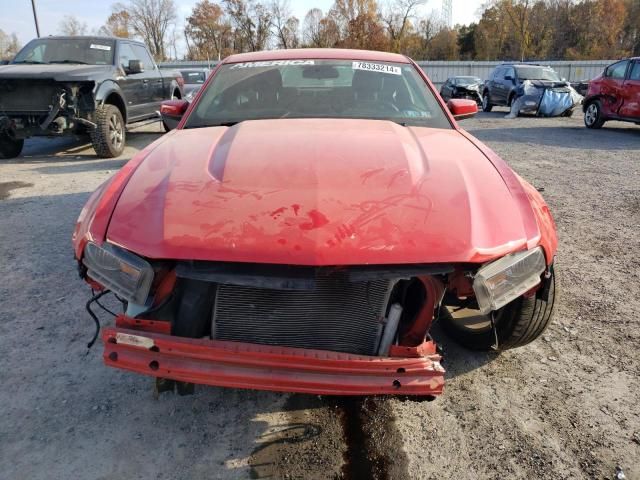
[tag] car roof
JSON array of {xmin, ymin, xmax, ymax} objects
[{"xmin": 223, "ymin": 48, "xmax": 410, "ymax": 64}]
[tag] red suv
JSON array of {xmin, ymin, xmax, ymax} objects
[{"xmin": 584, "ymin": 58, "xmax": 640, "ymax": 128}]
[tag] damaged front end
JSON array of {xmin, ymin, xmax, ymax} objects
[
  {"xmin": 0, "ymin": 78, "xmax": 96, "ymax": 139},
  {"xmin": 79, "ymin": 245, "xmax": 455, "ymax": 396},
  {"xmin": 507, "ymin": 80, "xmax": 583, "ymax": 118}
]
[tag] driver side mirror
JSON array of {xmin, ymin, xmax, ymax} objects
[
  {"xmin": 504, "ymin": 75, "xmax": 514, "ymax": 82},
  {"xmin": 160, "ymin": 99, "xmax": 189, "ymax": 130},
  {"xmin": 447, "ymin": 99, "xmax": 478, "ymax": 120},
  {"xmin": 127, "ymin": 59, "xmax": 143, "ymax": 74}
]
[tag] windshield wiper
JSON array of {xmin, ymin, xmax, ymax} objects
[
  {"xmin": 13, "ymin": 60, "xmax": 47, "ymax": 64},
  {"xmin": 49, "ymin": 60, "xmax": 88, "ymax": 64}
]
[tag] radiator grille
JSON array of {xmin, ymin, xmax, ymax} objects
[
  {"xmin": 212, "ymin": 273, "xmax": 393, "ymax": 355},
  {"xmin": 0, "ymin": 80, "xmax": 58, "ymax": 113}
]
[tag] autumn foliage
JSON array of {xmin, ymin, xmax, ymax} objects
[{"xmin": 98, "ymin": 0, "xmax": 640, "ymax": 61}]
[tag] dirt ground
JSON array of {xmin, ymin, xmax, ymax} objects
[{"xmin": 1, "ymin": 113, "xmax": 638, "ymax": 480}]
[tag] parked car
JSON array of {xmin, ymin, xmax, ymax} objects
[
  {"xmin": 583, "ymin": 57, "xmax": 640, "ymax": 129},
  {"xmin": 482, "ymin": 63, "xmax": 566, "ymax": 111},
  {"xmin": 180, "ymin": 68, "xmax": 210, "ymax": 101},
  {"xmin": 73, "ymin": 49, "xmax": 557, "ymax": 397},
  {"xmin": 440, "ymin": 76, "xmax": 483, "ymax": 105},
  {"xmin": 0, "ymin": 36, "xmax": 184, "ymax": 159}
]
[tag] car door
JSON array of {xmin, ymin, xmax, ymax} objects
[
  {"xmin": 493, "ymin": 67, "xmax": 507, "ymax": 104},
  {"xmin": 619, "ymin": 60, "xmax": 640, "ymax": 119},
  {"xmin": 441, "ymin": 79, "xmax": 452, "ymax": 100},
  {"xmin": 116, "ymin": 42, "xmax": 152, "ymax": 121},
  {"xmin": 132, "ymin": 44, "xmax": 165, "ymax": 109},
  {"xmin": 599, "ymin": 60, "xmax": 629, "ymax": 117},
  {"xmin": 501, "ymin": 66, "xmax": 516, "ymax": 105}
]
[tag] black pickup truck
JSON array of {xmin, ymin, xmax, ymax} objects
[{"xmin": 0, "ymin": 36, "xmax": 184, "ymax": 158}]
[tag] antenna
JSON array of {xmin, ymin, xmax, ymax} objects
[{"xmin": 442, "ymin": 0, "xmax": 453, "ymax": 28}]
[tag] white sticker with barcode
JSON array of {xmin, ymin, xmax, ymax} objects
[
  {"xmin": 90, "ymin": 44, "xmax": 112, "ymax": 51},
  {"xmin": 352, "ymin": 61, "xmax": 401, "ymax": 75}
]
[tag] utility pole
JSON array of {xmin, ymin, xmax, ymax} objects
[{"xmin": 31, "ymin": 0, "xmax": 41, "ymax": 37}]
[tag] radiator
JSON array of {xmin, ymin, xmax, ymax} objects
[{"xmin": 211, "ymin": 272, "xmax": 394, "ymax": 355}]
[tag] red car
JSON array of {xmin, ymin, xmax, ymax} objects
[
  {"xmin": 584, "ymin": 57, "xmax": 640, "ymax": 128},
  {"xmin": 73, "ymin": 49, "xmax": 558, "ymax": 397}
]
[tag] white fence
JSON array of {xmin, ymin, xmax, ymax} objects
[{"xmin": 159, "ymin": 59, "xmax": 613, "ymax": 86}]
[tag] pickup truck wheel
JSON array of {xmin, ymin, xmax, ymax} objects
[
  {"xmin": 584, "ymin": 101, "xmax": 605, "ymax": 129},
  {"xmin": 0, "ymin": 134, "xmax": 24, "ymax": 159},
  {"xmin": 482, "ymin": 92, "xmax": 493, "ymax": 112},
  {"xmin": 439, "ymin": 269, "xmax": 556, "ymax": 351},
  {"xmin": 91, "ymin": 104, "xmax": 125, "ymax": 158}
]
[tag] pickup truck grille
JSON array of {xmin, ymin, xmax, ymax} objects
[
  {"xmin": 212, "ymin": 273, "xmax": 393, "ymax": 355},
  {"xmin": 0, "ymin": 80, "xmax": 59, "ymax": 113}
]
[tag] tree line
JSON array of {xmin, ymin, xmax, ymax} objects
[{"xmin": 1, "ymin": 0, "xmax": 638, "ymax": 62}]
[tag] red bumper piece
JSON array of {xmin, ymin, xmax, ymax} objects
[{"xmin": 102, "ymin": 326, "xmax": 445, "ymax": 396}]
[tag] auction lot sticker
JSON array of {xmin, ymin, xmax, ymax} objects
[{"xmin": 352, "ymin": 61, "xmax": 401, "ymax": 75}]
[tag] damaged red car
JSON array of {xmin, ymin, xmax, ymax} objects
[{"xmin": 72, "ymin": 49, "xmax": 558, "ymax": 397}]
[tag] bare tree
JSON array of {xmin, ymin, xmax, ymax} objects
[
  {"xmin": 114, "ymin": 0, "xmax": 177, "ymax": 60},
  {"xmin": 382, "ymin": 0, "xmax": 425, "ymax": 52},
  {"xmin": 271, "ymin": 0, "xmax": 299, "ymax": 48},
  {"xmin": 223, "ymin": 0, "xmax": 272, "ymax": 52},
  {"xmin": 59, "ymin": 15, "xmax": 88, "ymax": 36},
  {"xmin": 0, "ymin": 29, "xmax": 21, "ymax": 60},
  {"xmin": 302, "ymin": 8, "xmax": 340, "ymax": 47}
]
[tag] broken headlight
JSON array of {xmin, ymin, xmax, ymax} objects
[
  {"xmin": 473, "ymin": 247, "xmax": 546, "ymax": 314},
  {"xmin": 83, "ymin": 242, "xmax": 154, "ymax": 304}
]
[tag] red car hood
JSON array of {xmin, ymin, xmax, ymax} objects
[{"xmin": 107, "ymin": 119, "xmax": 536, "ymax": 265}]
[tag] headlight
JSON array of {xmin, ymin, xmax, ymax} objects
[
  {"xmin": 83, "ymin": 242, "xmax": 154, "ymax": 304},
  {"xmin": 473, "ymin": 247, "xmax": 546, "ymax": 314}
]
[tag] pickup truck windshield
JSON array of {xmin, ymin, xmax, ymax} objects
[
  {"xmin": 515, "ymin": 66, "xmax": 561, "ymax": 81},
  {"xmin": 184, "ymin": 60, "xmax": 451, "ymax": 129},
  {"xmin": 13, "ymin": 38, "xmax": 115, "ymax": 65}
]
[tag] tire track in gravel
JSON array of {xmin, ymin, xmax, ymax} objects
[{"xmin": 248, "ymin": 395, "xmax": 412, "ymax": 479}]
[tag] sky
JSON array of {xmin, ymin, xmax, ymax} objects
[{"xmin": 1, "ymin": 0, "xmax": 485, "ymax": 56}]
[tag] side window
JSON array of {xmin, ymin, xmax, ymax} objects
[
  {"xmin": 118, "ymin": 43, "xmax": 139, "ymax": 71},
  {"xmin": 132, "ymin": 44, "xmax": 155, "ymax": 71},
  {"xmin": 629, "ymin": 62, "xmax": 640, "ymax": 81},
  {"xmin": 505, "ymin": 67, "xmax": 515, "ymax": 79},
  {"xmin": 606, "ymin": 61, "xmax": 629, "ymax": 79}
]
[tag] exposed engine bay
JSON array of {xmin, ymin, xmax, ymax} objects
[{"xmin": 0, "ymin": 79, "xmax": 96, "ymax": 138}]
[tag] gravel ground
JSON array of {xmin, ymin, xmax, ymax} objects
[{"xmin": 0, "ymin": 113, "xmax": 638, "ymax": 480}]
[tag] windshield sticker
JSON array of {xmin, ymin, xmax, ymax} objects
[
  {"xmin": 229, "ymin": 60, "xmax": 315, "ymax": 70},
  {"xmin": 90, "ymin": 44, "xmax": 112, "ymax": 51},
  {"xmin": 352, "ymin": 61, "xmax": 401, "ymax": 75}
]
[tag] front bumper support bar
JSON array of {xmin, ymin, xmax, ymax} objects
[{"xmin": 102, "ymin": 325, "xmax": 445, "ymax": 396}]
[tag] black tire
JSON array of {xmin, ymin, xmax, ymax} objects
[
  {"xmin": 0, "ymin": 134, "xmax": 24, "ymax": 159},
  {"xmin": 91, "ymin": 104, "xmax": 125, "ymax": 158},
  {"xmin": 482, "ymin": 92, "xmax": 493, "ymax": 112},
  {"xmin": 584, "ymin": 100, "xmax": 605, "ymax": 129},
  {"xmin": 439, "ymin": 269, "xmax": 556, "ymax": 351}
]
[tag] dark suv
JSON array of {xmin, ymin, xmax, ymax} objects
[{"xmin": 482, "ymin": 63, "xmax": 563, "ymax": 111}]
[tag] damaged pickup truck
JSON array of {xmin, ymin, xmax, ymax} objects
[{"xmin": 0, "ymin": 36, "xmax": 183, "ymax": 159}]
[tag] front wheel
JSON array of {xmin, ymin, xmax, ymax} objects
[
  {"xmin": 0, "ymin": 134, "xmax": 24, "ymax": 159},
  {"xmin": 584, "ymin": 101, "xmax": 605, "ymax": 129},
  {"xmin": 91, "ymin": 104, "xmax": 126, "ymax": 158},
  {"xmin": 482, "ymin": 92, "xmax": 493, "ymax": 112},
  {"xmin": 439, "ymin": 268, "xmax": 556, "ymax": 351}
]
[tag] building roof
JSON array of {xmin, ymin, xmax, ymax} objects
[{"xmin": 223, "ymin": 48, "xmax": 411, "ymax": 64}]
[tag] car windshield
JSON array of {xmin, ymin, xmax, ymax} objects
[
  {"xmin": 181, "ymin": 70, "xmax": 207, "ymax": 84},
  {"xmin": 515, "ymin": 66, "xmax": 561, "ymax": 81},
  {"xmin": 184, "ymin": 59, "xmax": 451, "ymax": 129},
  {"xmin": 13, "ymin": 38, "xmax": 115, "ymax": 65},
  {"xmin": 454, "ymin": 77, "xmax": 482, "ymax": 86}
]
